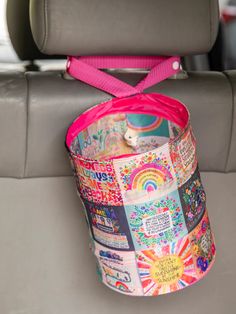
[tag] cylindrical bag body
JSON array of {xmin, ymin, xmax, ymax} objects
[{"xmin": 66, "ymin": 56, "xmax": 216, "ymax": 296}]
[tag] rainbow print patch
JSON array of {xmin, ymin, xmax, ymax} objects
[{"xmin": 114, "ymin": 148, "xmax": 177, "ymax": 204}]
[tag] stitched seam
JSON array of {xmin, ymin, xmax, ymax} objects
[
  {"xmin": 41, "ymin": 0, "xmax": 48, "ymax": 51},
  {"xmin": 1, "ymin": 170, "xmax": 229, "ymax": 180},
  {"xmin": 23, "ymin": 73, "xmax": 30, "ymax": 178},
  {"xmin": 223, "ymin": 72, "xmax": 235, "ymax": 172}
]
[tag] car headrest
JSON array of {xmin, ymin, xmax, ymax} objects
[
  {"xmin": 6, "ymin": 0, "xmax": 64, "ymax": 61},
  {"xmin": 30, "ymin": 0, "xmax": 219, "ymax": 56}
]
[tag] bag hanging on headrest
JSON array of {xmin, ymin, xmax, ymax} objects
[{"xmin": 65, "ymin": 56, "xmax": 216, "ymax": 296}]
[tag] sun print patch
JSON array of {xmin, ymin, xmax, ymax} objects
[{"xmin": 136, "ymin": 236, "xmax": 197, "ymax": 296}]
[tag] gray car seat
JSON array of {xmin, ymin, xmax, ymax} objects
[{"xmin": 0, "ymin": 0, "xmax": 236, "ymax": 313}]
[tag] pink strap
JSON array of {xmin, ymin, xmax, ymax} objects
[{"xmin": 67, "ymin": 56, "xmax": 180, "ymax": 98}]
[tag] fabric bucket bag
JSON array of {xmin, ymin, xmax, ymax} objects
[{"xmin": 65, "ymin": 56, "xmax": 216, "ymax": 296}]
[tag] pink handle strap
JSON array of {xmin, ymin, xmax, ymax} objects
[{"xmin": 67, "ymin": 56, "xmax": 180, "ymax": 98}]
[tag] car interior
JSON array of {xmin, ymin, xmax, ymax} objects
[{"xmin": 0, "ymin": 0, "xmax": 235, "ymax": 313}]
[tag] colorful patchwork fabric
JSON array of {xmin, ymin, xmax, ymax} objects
[{"xmin": 66, "ymin": 93, "xmax": 216, "ymax": 296}]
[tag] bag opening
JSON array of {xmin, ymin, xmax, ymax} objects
[{"xmin": 66, "ymin": 93, "xmax": 189, "ymax": 161}]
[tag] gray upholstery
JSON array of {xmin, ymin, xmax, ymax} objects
[
  {"xmin": 224, "ymin": 71, "xmax": 236, "ymax": 171},
  {"xmin": 0, "ymin": 71, "xmax": 235, "ymax": 178},
  {"xmin": 0, "ymin": 73, "xmax": 27, "ymax": 177},
  {"xmin": 0, "ymin": 172, "xmax": 235, "ymax": 314},
  {"xmin": 30, "ymin": 0, "xmax": 219, "ymax": 56}
]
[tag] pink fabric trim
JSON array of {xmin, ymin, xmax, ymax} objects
[
  {"xmin": 67, "ymin": 56, "xmax": 180, "ymax": 97},
  {"xmin": 66, "ymin": 93, "xmax": 189, "ymax": 148}
]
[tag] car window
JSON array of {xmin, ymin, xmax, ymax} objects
[
  {"xmin": 0, "ymin": 0, "xmax": 18, "ymax": 62},
  {"xmin": 0, "ymin": 0, "xmax": 66, "ymax": 72}
]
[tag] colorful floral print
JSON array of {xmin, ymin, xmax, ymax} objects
[
  {"xmin": 179, "ymin": 166, "xmax": 206, "ymax": 231},
  {"xmin": 189, "ymin": 211, "xmax": 216, "ymax": 277},
  {"xmin": 124, "ymin": 191, "xmax": 187, "ymax": 249},
  {"xmin": 170, "ymin": 126, "xmax": 197, "ymax": 187}
]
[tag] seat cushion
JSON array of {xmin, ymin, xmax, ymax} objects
[
  {"xmin": 0, "ymin": 172, "xmax": 235, "ymax": 314},
  {"xmin": 1, "ymin": 71, "xmax": 235, "ymax": 178},
  {"xmin": 24, "ymin": 71, "xmax": 233, "ymax": 177}
]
